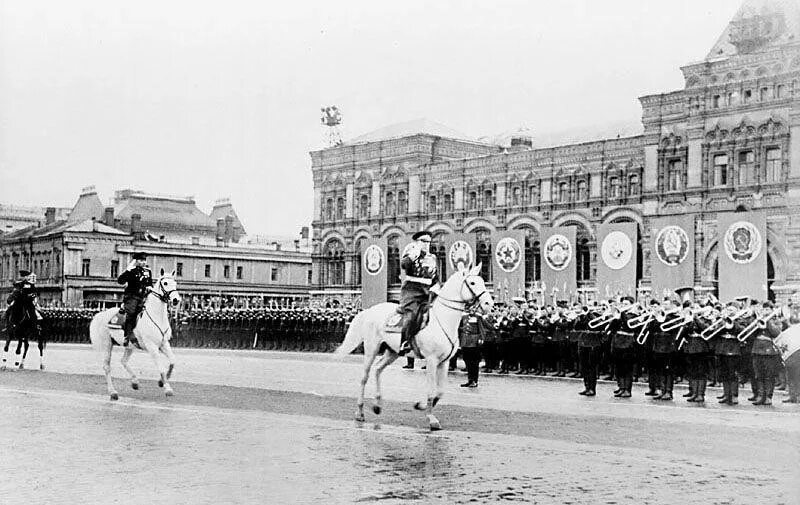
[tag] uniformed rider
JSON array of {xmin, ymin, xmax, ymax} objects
[
  {"xmin": 398, "ymin": 231, "xmax": 439, "ymax": 356},
  {"xmin": 117, "ymin": 252, "xmax": 153, "ymax": 346},
  {"xmin": 6, "ymin": 269, "xmax": 41, "ymax": 333}
]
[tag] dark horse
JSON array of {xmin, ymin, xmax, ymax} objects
[{"xmin": 2, "ymin": 304, "xmax": 46, "ymax": 371}]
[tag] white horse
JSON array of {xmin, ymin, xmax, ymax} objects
[
  {"xmin": 335, "ymin": 264, "xmax": 493, "ymax": 430},
  {"xmin": 89, "ymin": 271, "xmax": 181, "ymax": 400}
]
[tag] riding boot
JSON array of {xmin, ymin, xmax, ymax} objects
[
  {"xmin": 645, "ymin": 372, "xmax": 659, "ymax": 396},
  {"xmin": 747, "ymin": 379, "xmax": 759, "ymax": 402},
  {"xmin": 753, "ymin": 379, "xmax": 767, "ymax": 405},
  {"xmin": 728, "ymin": 380, "xmax": 738, "ymax": 405},
  {"xmin": 683, "ymin": 381, "xmax": 695, "ymax": 398},
  {"xmin": 686, "ymin": 380, "xmax": 698, "ymax": 402},
  {"xmin": 763, "ymin": 377, "xmax": 775, "ymax": 406},
  {"xmin": 659, "ymin": 375, "xmax": 674, "ymax": 401},
  {"xmin": 718, "ymin": 381, "xmax": 730, "ymax": 404},
  {"xmin": 613, "ymin": 376, "xmax": 623, "ymax": 396}
]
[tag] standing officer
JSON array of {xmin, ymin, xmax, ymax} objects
[
  {"xmin": 458, "ymin": 309, "xmax": 484, "ymax": 387},
  {"xmin": 116, "ymin": 252, "xmax": 153, "ymax": 346},
  {"xmin": 398, "ymin": 231, "xmax": 439, "ymax": 356}
]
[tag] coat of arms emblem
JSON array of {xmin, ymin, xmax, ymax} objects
[
  {"xmin": 448, "ymin": 240, "xmax": 474, "ymax": 272},
  {"xmin": 363, "ymin": 245, "xmax": 384, "ymax": 275},
  {"xmin": 601, "ymin": 231, "xmax": 633, "ymax": 270},
  {"xmin": 655, "ymin": 226, "xmax": 688, "ymax": 266},
  {"xmin": 544, "ymin": 234, "xmax": 572, "ymax": 271},
  {"xmin": 495, "ymin": 237, "xmax": 522, "ymax": 273},
  {"xmin": 724, "ymin": 221, "xmax": 762, "ymax": 264}
]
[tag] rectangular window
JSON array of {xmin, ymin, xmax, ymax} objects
[
  {"xmin": 204, "ymin": 264, "xmax": 211, "ymax": 277},
  {"xmin": 44, "ymin": 259, "xmax": 49, "ymax": 278},
  {"xmin": 765, "ymin": 148, "xmax": 781, "ymax": 182},
  {"xmin": 713, "ymin": 154, "xmax": 728, "ymax": 186},
  {"xmin": 81, "ymin": 259, "xmax": 90, "ymax": 277},
  {"xmin": 236, "ymin": 266, "xmax": 243, "ymax": 280},
  {"xmin": 726, "ymin": 92, "xmax": 735, "ymax": 106},
  {"xmin": 110, "ymin": 260, "xmax": 119, "ymax": 278},
  {"xmin": 271, "ymin": 267, "xmax": 279, "ymax": 282},
  {"xmin": 777, "ymin": 85, "xmax": 785, "ymax": 99},
  {"xmin": 760, "ymin": 87, "xmax": 770, "ymax": 101},
  {"xmin": 737, "ymin": 151, "xmax": 754, "ymax": 185},
  {"xmin": 667, "ymin": 159, "xmax": 683, "ymax": 191},
  {"xmin": 743, "ymin": 89, "xmax": 752, "ymax": 104},
  {"xmin": 712, "ymin": 95, "xmax": 720, "ymax": 108},
  {"xmin": 176, "ymin": 262, "xmax": 183, "ymax": 277},
  {"xmin": 307, "ymin": 269, "xmax": 313, "ymax": 284},
  {"xmin": 223, "ymin": 265, "xmax": 230, "ymax": 278}
]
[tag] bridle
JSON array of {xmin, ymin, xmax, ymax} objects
[
  {"xmin": 436, "ymin": 274, "xmax": 490, "ymax": 314},
  {"xmin": 148, "ymin": 277, "xmax": 178, "ymax": 304}
]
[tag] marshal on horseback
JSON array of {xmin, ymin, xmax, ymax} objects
[
  {"xmin": 335, "ymin": 230, "xmax": 494, "ymax": 431},
  {"xmin": 2, "ymin": 269, "xmax": 46, "ymax": 370}
]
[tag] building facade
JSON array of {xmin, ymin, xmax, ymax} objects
[
  {"xmin": 310, "ymin": 0, "xmax": 800, "ymax": 305},
  {"xmin": 0, "ymin": 188, "xmax": 312, "ymax": 308}
]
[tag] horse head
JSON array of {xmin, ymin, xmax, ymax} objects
[
  {"xmin": 154, "ymin": 268, "xmax": 182, "ymax": 307},
  {"xmin": 441, "ymin": 263, "xmax": 494, "ymax": 314}
]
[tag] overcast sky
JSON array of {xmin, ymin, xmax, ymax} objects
[{"xmin": 0, "ymin": 0, "xmax": 740, "ymax": 237}]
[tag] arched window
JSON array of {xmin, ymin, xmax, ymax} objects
[
  {"xmin": 443, "ymin": 193, "xmax": 453, "ymax": 212},
  {"xmin": 609, "ymin": 177, "xmax": 620, "ymax": 198},
  {"xmin": 475, "ymin": 229, "xmax": 492, "ymax": 281},
  {"xmin": 387, "ymin": 235, "xmax": 400, "ymax": 286},
  {"xmin": 667, "ymin": 160, "xmax": 683, "ymax": 191},
  {"xmin": 518, "ymin": 227, "xmax": 540, "ymax": 284},
  {"xmin": 359, "ymin": 194, "xmax": 369, "ymax": 218},
  {"xmin": 325, "ymin": 198, "xmax": 334, "ymax": 221},
  {"xmin": 323, "ymin": 239, "xmax": 345, "ymax": 286},
  {"xmin": 428, "ymin": 194, "xmax": 438, "ymax": 213},
  {"xmin": 713, "ymin": 155, "xmax": 728, "ymax": 187},
  {"xmin": 483, "ymin": 189, "xmax": 493, "ymax": 208},
  {"xmin": 512, "ymin": 187, "xmax": 522, "ymax": 206},
  {"xmin": 576, "ymin": 238, "xmax": 591, "ymax": 282},
  {"xmin": 431, "ymin": 233, "xmax": 447, "ymax": 280},
  {"xmin": 576, "ymin": 180, "xmax": 587, "ymax": 201},
  {"xmin": 528, "ymin": 184, "xmax": 539, "ymax": 205},
  {"xmin": 558, "ymin": 182, "xmax": 569, "ymax": 203},
  {"xmin": 397, "ymin": 190, "xmax": 407, "ymax": 215},
  {"xmin": 737, "ymin": 151, "xmax": 754, "ymax": 185},
  {"xmin": 385, "ymin": 192, "xmax": 395, "ymax": 215},
  {"xmin": 468, "ymin": 191, "xmax": 477, "ymax": 210},
  {"xmin": 628, "ymin": 174, "xmax": 640, "ymax": 195},
  {"xmin": 335, "ymin": 197, "xmax": 345, "ymax": 220}
]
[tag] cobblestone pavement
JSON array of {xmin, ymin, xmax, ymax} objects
[{"xmin": 0, "ymin": 345, "xmax": 798, "ymax": 504}]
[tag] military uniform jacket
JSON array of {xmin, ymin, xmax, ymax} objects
[
  {"xmin": 512, "ymin": 315, "xmax": 529, "ymax": 340},
  {"xmin": 682, "ymin": 318, "xmax": 710, "ymax": 354},
  {"xmin": 713, "ymin": 320, "xmax": 744, "ymax": 356},
  {"xmin": 650, "ymin": 318, "xmax": 677, "ymax": 354},
  {"xmin": 400, "ymin": 250, "xmax": 438, "ymax": 301},
  {"xmin": 6, "ymin": 281, "xmax": 39, "ymax": 323},
  {"xmin": 117, "ymin": 267, "xmax": 154, "ymax": 297},
  {"xmin": 609, "ymin": 313, "xmax": 636, "ymax": 350},
  {"xmin": 459, "ymin": 314, "xmax": 483, "ymax": 348},
  {"xmin": 578, "ymin": 314, "xmax": 601, "ymax": 348},
  {"xmin": 751, "ymin": 318, "xmax": 786, "ymax": 356},
  {"xmin": 550, "ymin": 317, "xmax": 568, "ymax": 342}
]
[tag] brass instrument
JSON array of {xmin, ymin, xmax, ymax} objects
[
  {"xmin": 588, "ymin": 309, "xmax": 616, "ymax": 329},
  {"xmin": 660, "ymin": 311, "xmax": 692, "ymax": 332},
  {"xmin": 635, "ymin": 319, "xmax": 652, "ymax": 345},
  {"xmin": 737, "ymin": 307, "xmax": 782, "ymax": 342},
  {"xmin": 699, "ymin": 308, "xmax": 749, "ymax": 341},
  {"xmin": 627, "ymin": 310, "xmax": 653, "ymax": 329}
]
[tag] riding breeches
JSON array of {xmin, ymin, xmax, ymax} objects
[
  {"xmin": 400, "ymin": 297, "xmax": 426, "ymax": 344},
  {"xmin": 120, "ymin": 295, "xmax": 145, "ymax": 338}
]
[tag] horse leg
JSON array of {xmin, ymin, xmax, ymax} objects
[
  {"xmin": 19, "ymin": 338, "xmax": 30, "ymax": 370},
  {"xmin": 160, "ymin": 340, "xmax": 176, "ymax": 381},
  {"xmin": 13, "ymin": 336, "xmax": 23, "ymax": 367},
  {"xmin": 38, "ymin": 336, "xmax": 45, "ymax": 370},
  {"xmin": 372, "ymin": 349, "xmax": 398, "ymax": 415},
  {"xmin": 142, "ymin": 339, "xmax": 172, "ymax": 397},
  {"xmin": 414, "ymin": 359, "xmax": 442, "ymax": 431},
  {"xmin": 356, "ymin": 347, "xmax": 378, "ymax": 423},
  {"xmin": 103, "ymin": 338, "xmax": 119, "ymax": 401},
  {"xmin": 120, "ymin": 346, "xmax": 139, "ymax": 390}
]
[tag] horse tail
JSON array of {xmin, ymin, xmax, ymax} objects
[{"xmin": 334, "ymin": 311, "xmax": 367, "ymax": 357}]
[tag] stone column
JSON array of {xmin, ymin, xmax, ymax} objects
[
  {"xmin": 371, "ymin": 181, "xmax": 381, "ymax": 216},
  {"xmin": 408, "ymin": 175, "xmax": 421, "ymax": 213},
  {"xmin": 345, "ymin": 184, "xmax": 354, "ymax": 219}
]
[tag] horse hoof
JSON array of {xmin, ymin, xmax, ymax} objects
[
  {"xmin": 158, "ymin": 380, "xmax": 164, "ymax": 388},
  {"xmin": 110, "ymin": 393, "xmax": 119, "ymax": 401},
  {"xmin": 165, "ymin": 390, "xmax": 174, "ymax": 397},
  {"xmin": 429, "ymin": 423, "xmax": 441, "ymax": 431},
  {"xmin": 413, "ymin": 402, "xmax": 426, "ymax": 411},
  {"xmin": 372, "ymin": 405, "xmax": 382, "ymax": 415},
  {"xmin": 355, "ymin": 415, "xmax": 365, "ymax": 423},
  {"xmin": 131, "ymin": 382, "xmax": 139, "ymax": 390},
  {"xmin": 39, "ymin": 364, "xmax": 45, "ymax": 371}
]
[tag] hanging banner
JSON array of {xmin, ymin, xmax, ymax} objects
[
  {"xmin": 444, "ymin": 232, "xmax": 477, "ymax": 275},
  {"xmin": 718, "ymin": 210, "xmax": 767, "ymax": 302},
  {"xmin": 596, "ymin": 222, "xmax": 638, "ymax": 300},
  {"xmin": 491, "ymin": 230, "xmax": 526, "ymax": 305},
  {"xmin": 360, "ymin": 237, "xmax": 387, "ymax": 309},
  {"xmin": 650, "ymin": 215, "xmax": 695, "ymax": 299},
  {"xmin": 540, "ymin": 226, "xmax": 576, "ymax": 303}
]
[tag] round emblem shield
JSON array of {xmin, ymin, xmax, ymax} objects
[
  {"xmin": 448, "ymin": 240, "xmax": 474, "ymax": 272},
  {"xmin": 363, "ymin": 244, "xmax": 384, "ymax": 276},
  {"xmin": 601, "ymin": 231, "xmax": 633, "ymax": 270},
  {"xmin": 544, "ymin": 234, "xmax": 572, "ymax": 271},
  {"xmin": 724, "ymin": 221, "xmax": 762, "ymax": 264},
  {"xmin": 495, "ymin": 237, "xmax": 522, "ymax": 273},
  {"xmin": 655, "ymin": 226, "xmax": 689, "ymax": 266}
]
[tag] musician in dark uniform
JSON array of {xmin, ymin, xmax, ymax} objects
[
  {"xmin": 577, "ymin": 304, "xmax": 601, "ymax": 396},
  {"xmin": 458, "ymin": 309, "xmax": 493, "ymax": 387},
  {"xmin": 607, "ymin": 297, "xmax": 637, "ymax": 398},
  {"xmin": 712, "ymin": 303, "xmax": 745, "ymax": 405},
  {"xmin": 750, "ymin": 301, "xmax": 787, "ymax": 406},
  {"xmin": 117, "ymin": 251, "xmax": 154, "ymax": 346},
  {"xmin": 398, "ymin": 231, "xmax": 439, "ymax": 356},
  {"xmin": 648, "ymin": 298, "xmax": 679, "ymax": 401}
]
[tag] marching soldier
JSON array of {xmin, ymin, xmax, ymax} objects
[
  {"xmin": 648, "ymin": 298, "xmax": 679, "ymax": 401},
  {"xmin": 711, "ymin": 302, "xmax": 746, "ymax": 405}
]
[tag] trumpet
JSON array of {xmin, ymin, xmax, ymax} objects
[
  {"xmin": 699, "ymin": 308, "xmax": 749, "ymax": 341},
  {"xmin": 737, "ymin": 308, "xmax": 782, "ymax": 342}
]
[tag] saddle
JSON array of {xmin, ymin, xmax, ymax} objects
[
  {"xmin": 107, "ymin": 311, "xmax": 143, "ymax": 348},
  {"xmin": 383, "ymin": 305, "xmax": 430, "ymax": 334}
]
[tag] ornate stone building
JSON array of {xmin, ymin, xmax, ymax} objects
[{"xmin": 311, "ymin": 0, "xmax": 800, "ymax": 305}]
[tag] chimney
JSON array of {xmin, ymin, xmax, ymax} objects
[
  {"xmin": 45, "ymin": 207, "xmax": 56, "ymax": 225},
  {"xmin": 216, "ymin": 218, "xmax": 226, "ymax": 246},
  {"xmin": 130, "ymin": 213, "xmax": 144, "ymax": 240},
  {"xmin": 224, "ymin": 215, "xmax": 235, "ymax": 244},
  {"xmin": 103, "ymin": 207, "xmax": 115, "ymax": 227},
  {"xmin": 294, "ymin": 239, "xmax": 300, "ymax": 251}
]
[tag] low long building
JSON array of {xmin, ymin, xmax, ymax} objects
[{"xmin": 0, "ymin": 187, "xmax": 312, "ymax": 308}]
